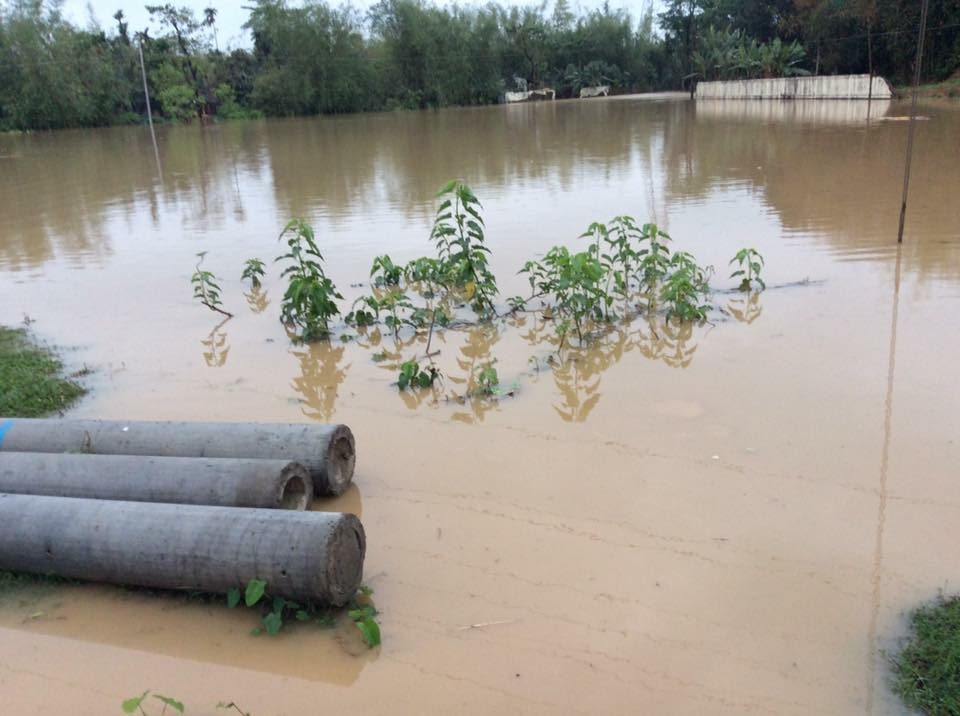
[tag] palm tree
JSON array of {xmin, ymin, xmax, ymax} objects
[{"xmin": 203, "ymin": 6, "xmax": 219, "ymax": 51}]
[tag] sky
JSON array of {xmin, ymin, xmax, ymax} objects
[{"xmin": 60, "ymin": 0, "xmax": 662, "ymax": 51}]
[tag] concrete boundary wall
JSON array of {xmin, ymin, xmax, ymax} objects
[{"xmin": 695, "ymin": 74, "xmax": 893, "ymax": 100}]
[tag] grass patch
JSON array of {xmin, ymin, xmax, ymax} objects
[
  {"xmin": 0, "ymin": 326, "xmax": 86, "ymax": 417},
  {"xmin": 0, "ymin": 325, "xmax": 86, "ymax": 596},
  {"xmin": 893, "ymin": 596, "xmax": 960, "ymax": 715},
  {"xmin": 0, "ymin": 570, "xmax": 75, "ymax": 597},
  {"xmin": 896, "ymin": 75, "xmax": 960, "ymax": 99}
]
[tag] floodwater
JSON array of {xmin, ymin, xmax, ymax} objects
[{"xmin": 1, "ymin": 94, "xmax": 959, "ymax": 714}]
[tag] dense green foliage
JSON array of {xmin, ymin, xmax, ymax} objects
[
  {"xmin": 689, "ymin": 27, "xmax": 810, "ymax": 81},
  {"xmin": 0, "ymin": 326, "xmax": 85, "ymax": 417},
  {"xmin": 893, "ymin": 596, "xmax": 960, "ymax": 715},
  {"xmin": 2, "ymin": 0, "xmax": 957, "ymax": 131},
  {"xmin": 517, "ymin": 219, "xmax": 715, "ymax": 344}
]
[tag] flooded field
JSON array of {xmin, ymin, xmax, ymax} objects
[{"xmin": 1, "ymin": 94, "xmax": 959, "ymax": 714}]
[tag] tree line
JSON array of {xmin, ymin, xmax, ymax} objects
[{"xmin": 0, "ymin": 0, "xmax": 957, "ymax": 131}]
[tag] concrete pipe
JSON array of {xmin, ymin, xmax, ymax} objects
[
  {"xmin": 0, "ymin": 418, "xmax": 355, "ymax": 497},
  {"xmin": 0, "ymin": 452, "xmax": 313, "ymax": 510},
  {"xmin": 0, "ymin": 493, "xmax": 366, "ymax": 605}
]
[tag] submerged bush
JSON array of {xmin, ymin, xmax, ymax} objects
[{"xmin": 514, "ymin": 219, "xmax": 719, "ymax": 347}]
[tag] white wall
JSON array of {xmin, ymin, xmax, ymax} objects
[{"xmin": 695, "ymin": 74, "xmax": 893, "ymax": 100}]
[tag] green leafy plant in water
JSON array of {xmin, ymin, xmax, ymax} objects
[
  {"xmin": 370, "ymin": 254, "xmax": 403, "ymax": 286},
  {"xmin": 506, "ymin": 295, "xmax": 528, "ymax": 313},
  {"xmin": 348, "ymin": 585, "xmax": 381, "ymax": 647},
  {"xmin": 403, "ymin": 256, "xmax": 444, "ymax": 286},
  {"xmin": 227, "ymin": 579, "xmax": 380, "ymax": 648},
  {"xmin": 579, "ymin": 221, "xmax": 615, "ymax": 319},
  {"xmin": 347, "ymin": 183, "xmax": 499, "ymax": 372},
  {"xmin": 346, "ymin": 294, "xmax": 381, "ymax": 328},
  {"xmin": 430, "ymin": 180, "xmax": 498, "ymax": 316},
  {"xmin": 380, "ymin": 291, "xmax": 416, "ymax": 336},
  {"xmin": 351, "ymin": 252, "xmax": 453, "ymax": 356},
  {"xmin": 122, "ymin": 691, "xmax": 184, "ymax": 715},
  {"xmin": 474, "ymin": 361, "xmax": 500, "ymax": 396},
  {"xmin": 276, "ymin": 219, "xmax": 342, "ymax": 341},
  {"xmin": 120, "ymin": 693, "xmax": 252, "ymax": 715},
  {"xmin": 637, "ymin": 222, "xmax": 672, "ymax": 293},
  {"xmin": 521, "ymin": 246, "xmax": 606, "ymax": 346},
  {"xmin": 227, "ymin": 578, "xmax": 334, "ymax": 636},
  {"xmin": 729, "ymin": 247, "xmax": 766, "ymax": 291},
  {"xmin": 660, "ymin": 251, "xmax": 711, "ymax": 322},
  {"xmin": 191, "ymin": 252, "xmax": 233, "ymax": 317},
  {"xmin": 597, "ymin": 216, "xmax": 645, "ymax": 314},
  {"xmin": 403, "ymin": 256, "xmax": 451, "ymax": 351},
  {"xmin": 240, "ymin": 258, "xmax": 266, "ymax": 287},
  {"xmin": 397, "ymin": 360, "xmax": 442, "ymax": 390},
  {"xmin": 349, "ymin": 255, "xmax": 437, "ymax": 337},
  {"xmin": 518, "ymin": 215, "xmax": 725, "ymax": 352}
]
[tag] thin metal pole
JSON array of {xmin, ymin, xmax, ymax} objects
[
  {"xmin": 897, "ymin": 0, "xmax": 930, "ymax": 244},
  {"xmin": 867, "ymin": 17, "xmax": 874, "ymax": 105},
  {"xmin": 138, "ymin": 34, "xmax": 163, "ymax": 181},
  {"xmin": 138, "ymin": 36, "xmax": 154, "ymax": 132}
]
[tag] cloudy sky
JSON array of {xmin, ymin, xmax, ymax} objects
[{"xmin": 60, "ymin": 0, "xmax": 661, "ymax": 50}]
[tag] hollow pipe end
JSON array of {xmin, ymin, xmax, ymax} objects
[
  {"xmin": 317, "ymin": 425, "xmax": 356, "ymax": 497},
  {"xmin": 278, "ymin": 462, "xmax": 313, "ymax": 510}
]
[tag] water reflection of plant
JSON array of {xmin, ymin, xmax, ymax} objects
[
  {"xmin": 201, "ymin": 315, "xmax": 231, "ymax": 367},
  {"xmin": 243, "ymin": 286, "xmax": 270, "ymax": 314},
  {"xmin": 725, "ymin": 291, "xmax": 763, "ymax": 324},
  {"xmin": 551, "ymin": 329, "xmax": 633, "ymax": 422},
  {"xmin": 289, "ymin": 339, "xmax": 351, "ymax": 421},
  {"xmin": 633, "ymin": 317, "xmax": 699, "ymax": 369},
  {"xmin": 355, "ymin": 326, "xmax": 444, "ymax": 372},
  {"xmin": 449, "ymin": 323, "xmax": 503, "ymax": 424},
  {"xmin": 552, "ymin": 352, "xmax": 603, "ymax": 422},
  {"xmin": 518, "ymin": 315, "xmax": 701, "ymax": 420}
]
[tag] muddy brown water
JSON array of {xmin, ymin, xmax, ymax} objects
[{"xmin": 1, "ymin": 94, "xmax": 959, "ymax": 714}]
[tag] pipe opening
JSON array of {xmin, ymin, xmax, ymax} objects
[
  {"xmin": 334, "ymin": 434, "xmax": 355, "ymax": 463},
  {"xmin": 280, "ymin": 474, "xmax": 309, "ymax": 510},
  {"xmin": 323, "ymin": 430, "xmax": 356, "ymax": 495}
]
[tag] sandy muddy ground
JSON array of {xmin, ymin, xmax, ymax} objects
[{"xmin": 0, "ymin": 94, "xmax": 958, "ymax": 714}]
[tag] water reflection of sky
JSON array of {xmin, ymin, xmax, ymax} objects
[{"xmin": 2, "ymin": 98, "xmax": 957, "ymax": 283}]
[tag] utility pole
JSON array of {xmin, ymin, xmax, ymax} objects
[
  {"xmin": 137, "ymin": 34, "xmax": 155, "ymax": 133},
  {"xmin": 897, "ymin": 0, "xmax": 930, "ymax": 244},
  {"xmin": 866, "ymin": 17, "xmax": 874, "ymax": 105},
  {"xmin": 138, "ymin": 32, "xmax": 163, "ymax": 180}
]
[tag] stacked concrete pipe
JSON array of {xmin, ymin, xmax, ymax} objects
[
  {"xmin": 0, "ymin": 452, "xmax": 314, "ymax": 510},
  {"xmin": 0, "ymin": 418, "xmax": 356, "ymax": 496},
  {"xmin": 0, "ymin": 418, "xmax": 364, "ymax": 605}
]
